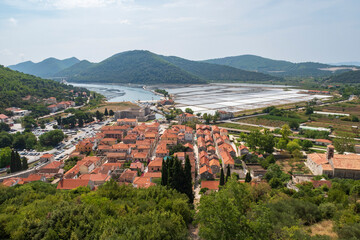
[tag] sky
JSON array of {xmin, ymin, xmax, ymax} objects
[{"xmin": 0, "ymin": 0, "xmax": 360, "ymax": 66}]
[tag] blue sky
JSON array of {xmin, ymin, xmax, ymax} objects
[{"xmin": 1, "ymin": 0, "xmax": 359, "ymax": 66}]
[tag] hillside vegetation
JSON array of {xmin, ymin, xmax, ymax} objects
[
  {"xmin": 327, "ymin": 70, "xmax": 360, "ymax": 83},
  {"xmin": 8, "ymin": 57, "xmax": 80, "ymax": 78},
  {"xmin": 205, "ymin": 54, "xmax": 358, "ymax": 78},
  {"xmin": 0, "ymin": 65, "xmax": 87, "ymax": 113},
  {"xmin": 0, "ymin": 181, "xmax": 192, "ymax": 240}
]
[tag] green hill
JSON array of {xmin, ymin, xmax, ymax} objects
[
  {"xmin": 56, "ymin": 50, "xmax": 279, "ymax": 84},
  {"xmin": 8, "ymin": 57, "xmax": 80, "ymax": 78},
  {"xmin": 159, "ymin": 55, "xmax": 280, "ymax": 82},
  {"xmin": 327, "ymin": 70, "xmax": 360, "ymax": 83},
  {"xmin": 54, "ymin": 60, "xmax": 95, "ymax": 78},
  {"xmin": 0, "ymin": 65, "xmax": 88, "ymax": 114},
  {"xmin": 204, "ymin": 54, "xmax": 358, "ymax": 77},
  {"xmin": 62, "ymin": 50, "xmax": 206, "ymax": 84}
]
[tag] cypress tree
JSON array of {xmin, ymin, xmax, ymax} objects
[
  {"xmin": 226, "ymin": 165, "xmax": 231, "ymax": 182},
  {"xmin": 104, "ymin": 108, "xmax": 109, "ymax": 116},
  {"xmin": 22, "ymin": 157, "xmax": 28, "ymax": 170},
  {"xmin": 184, "ymin": 155, "xmax": 194, "ymax": 203},
  {"xmin": 220, "ymin": 168, "xmax": 225, "ymax": 186},
  {"xmin": 161, "ymin": 159, "xmax": 168, "ymax": 186},
  {"xmin": 10, "ymin": 150, "xmax": 15, "ymax": 173},
  {"xmin": 15, "ymin": 151, "xmax": 22, "ymax": 171},
  {"xmin": 245, "ymin": 172, "xmax": 252, "ymax": 183}
]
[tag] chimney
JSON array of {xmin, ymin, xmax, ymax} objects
[{"xmin": 326, "ymin": 145, "xmax": 334, "ymax": 161}]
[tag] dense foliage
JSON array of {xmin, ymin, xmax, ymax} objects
[
  {"xmin": 0, "ymin": 65, "xmax": 88, "ymax": 114},
  {"xmin": 328, "ymin": 70, "xmax": 360, "ymax": 83},
  {"xmin": 8, "ymin": 57, "xmax": 80, "ymax": 78},
  {"xmin": 197, "ymin": 177, "xmax": 360, "ymax": 240},
  {"xmin": 0, "ymin": 180, "xmax": 193, "ymax": 239},
  {"xmin": 38, "ymin": 130, "xmax": 65, "ymax": 147},
  {"xmin": 160, "ymin": 55, "xmax": 281, "ymax": 82}
]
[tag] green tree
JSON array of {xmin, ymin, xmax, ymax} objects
[
  {"xmin": 78, "ymin": 118, "xmax": 84, "ymax": 128},
  {"xmin": 184, "ymin": 155, "xmax": 194, "ymax": 203},
  {"xmin": 0, "ymin": 147, "xmax": 11, "ymax": 168},
  {"xmin": 109, "ymin": 109, "xmax": 114, "ymax": 116},
  {"xmin": 287, "ymin": 140, "xmax": 301, "ymax": 153},
  {"xmin": 0, "ymin": 122, "xmax": 10, "ymax": 132},
  {"xmin": 301, "ymin": 140, "xmax": 313, "ymax": 151},
  {"xmin": 259, "ymin": 129, "xmax": 275, "ymax": 154},
  {"xmin": 22, "ymin": 157, "xmax": 28, "ymax": 170},
  {"xmin": 220, "ymin": 168, "xmax": 225, "ymax": 186},
  {"xmin": 39, "ymin": 130, "xmax": 65, "ymax": 147},
  {"xmin": 333, "ymin": 135, "xmax": 355, "ymax": 153},
  {"xmin": 161, "ymin": 159, "xmax": 168, "ymax": 186},
  {"xmin": 289, "ymin": 120, "xmax": 299, "ymax": 130},
  {"xmin": 245, "ymin": 172, "xmax": 252, "ymax": 183},
  {"xmin": 104, "ymin": 108, "xmax": 109, "ymax": 116},
  {"xmin": 185, "ymin": 108, "xmax": 193, "ymax": 114},
  {"xmin": 95, "ymin": 110, "xmax": 103, "ymax": 121},
  {"xmin": 276, "ymin": 138, "xmax": 287, "ymax": 150},
  {"xmin": 226, "ymin": 165, "xmax": 231, "ymax": 182},
  {"xmin": 280, "ymin": 124, "xmax": 291, "ymax": 141},
  {"xmin": 246, "ymin": 130, "xmax": 262, "ymax": 151}
]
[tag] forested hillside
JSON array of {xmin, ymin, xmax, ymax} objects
[
  {"xmin": 8, "ymin": 57, "xmax": 80, "ymax": 78},
  {"xmin": 0, "ymin": 180, "xmax": 192, "ymax": 240},
  {"xmin": 0, "ymin": 65, "xmax": 87, "ymax": 114},
  {"xmin": 205, "ymin": 54, "xmax": 358, "ymax": 78},
  {"xmin": 64, "ymin": 50, "xmax": 205, "ymax": 84},
  {"xmin": 53, "ymin": 60, "xmax": 95, "ymax": 77},
  {"xmin": 160, "ymin": 55, "xmax": 281, "ymax": 82},
  {"xmin": 327, "ymin": 70, "xmax": 360, "ymax": 83}
]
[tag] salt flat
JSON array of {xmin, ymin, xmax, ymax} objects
[{"xmin": 166, "ymin": 83, "xmax": 331, "ymax": 115}]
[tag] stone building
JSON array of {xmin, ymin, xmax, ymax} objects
[{"xmin": 115, "ymin": 106, "xmax": 155, "ymax": 122}]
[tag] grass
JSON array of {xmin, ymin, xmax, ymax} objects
[
  {"xmin": 259, "ymin": 114, "xmax": 306, "ymax": 123},
  {"xmin": 217, "ymin": 123, "xmax": 262, "ymax": 132},
  {"xmin": 88, "ymin": 101, "xmax": 138, "ymax": 113},
  {"xmin": 306, "ymin": 220, "xmax": 338, "ymax": 239}
]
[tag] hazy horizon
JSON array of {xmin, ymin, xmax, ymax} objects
[{"xmin": 1, "ymin": 0, "xmax": 360, "ymax": 66}]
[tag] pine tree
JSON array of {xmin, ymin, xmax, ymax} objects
[
  {"xmin": 10, "ymin": 150, "xmax": 15, "ymax": 173},
  {"xmin": 245, "ymin": 172, "xmax": 252, "ymax": 183},
  {"xmin": 220, "ymin": 168, "xmax": 225, "ymax": 186},
  {"xmin": 184, "ymin": 155, "xmax": 194, "ymax": 203},
  {"xmin": 226, "ymin": 165, "xmax": 231, "ymax": 182},
  {"xmin": 104, "ymin": 108, "xmax": 109, "ymax": 116},
  {"xmin": 22, "ymin": 157, "xmax": 28, "ymax": 170},
  {"xmin": 161, "ymin": 159, "xmax": 168, "ymax": 186}
]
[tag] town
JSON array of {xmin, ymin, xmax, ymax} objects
[{"xmin": 2, "ymin": 92, "xmax": 360, "ymax": 203}]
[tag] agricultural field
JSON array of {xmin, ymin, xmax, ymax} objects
[
  {"xmin": 276, "ymin": 157, "xmax": 311, "ymax": 175},
  {"xmin": 88, "ymin": 101, "xmax": 138, "ymax": 113},
  {"xmin": 217, "ymin": 122, "xmax": 263, "ymax": 132},
  {"xmin": 305, "ymin": 100, "xmax": 360, "ymax": 137}
]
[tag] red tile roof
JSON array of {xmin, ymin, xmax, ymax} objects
[{"xmin": 201, "ymin": 181, "xmax": 219, "ymax": 190}]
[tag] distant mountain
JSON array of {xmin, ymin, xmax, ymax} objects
[
  {"xmin": 61, "ymin": 50, "xmax": 206, "ymax": 84},
  {"xmin": 159, "ymin": 55, "xmax": 279, "ymax": 82},
  {"xmin": 327, "ymin": 70, "xmax": 360, "ymax": 83},
  {"xmin": 329, "ymin": 62, "xmax": 360, "ymax": 66},
  {"xmin": 8, "ymin": 57, "xmax": 80, "ymax": 78},
  {"xmin": 54, "ymin": 50, "xmax": 279, "ymax": 84},
  {"xmin": 54, "ymin": 60, "xmax": 95, "ymax": 78},
  {"xmin": 204, "ymin": 54, "xmax": 359, "ymax": 77}
]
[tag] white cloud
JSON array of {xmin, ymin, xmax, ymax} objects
[{"xmin": 8, "ymin": 17, "xmax": 18, "ymax": 26}]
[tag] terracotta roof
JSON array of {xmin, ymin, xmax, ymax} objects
[
  {"xmin": 41, "ymin": 161, "xmax": 62, "ymax": 169},
  {"xmin": 308, "ymin": 153, "xmax": 330, "ymax": 165},
  {"xmin": 201, "ymin": 181, "xmax": 219, "ymax": 190},
  {"xmin": 148, "ymin": 159, "xmax": 163, "ymax": 167},
  {"xmin": 130, "ymin": 162, "xmax": 143, "ymax": 169},
  {"xmin": 133, "ymin": 177, "xmax": 156, "ymax": 188},
  {"xmin": 57, "ymin": 179, "xmax": 90, "ymax": 190},
  {"xmin": 316, "ymin": 139, "xmax": 332, "ymax": 144},
  {"xmin": 199, "ymin": 165, "xmax": 212, "ymax": 175},
  {"xmin": 209, "ymin": 159, "xmax": 220, "ymax": 167},
  {"xmin": 144, "ymin": 172, "xmax": 162, "ymax": 178},
  {"xmin": 0, "ymin": 114, "xmax": 9, "ymax": 119},
  {"xmin": 79, "ymin": 174, "xmax": 111, "ymax": 182},
  {"xmin": 41, "ymin": 154, "xmax": 54, "ymax": 158}
]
